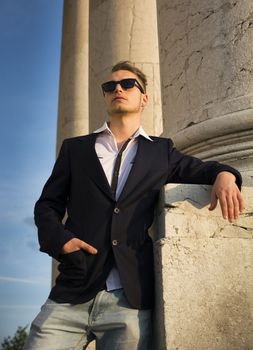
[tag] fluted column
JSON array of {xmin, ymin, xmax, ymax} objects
[
  {"xmin": 53, "ymin": 0, "xmax": 89, "ymax": 283},
  {"xmin": 89, "ymin": 0, "xmax": 162, "ymax": 135},
  {"xmin": 56, "ymin": 0, "xmax": 89, "ymax": 153},
  {"xmin": 157, "ymin": 0, "xmax": 253, "ymax": 184}
]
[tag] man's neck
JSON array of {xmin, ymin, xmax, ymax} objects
[{"xmin": 108, "ymin": 114, "xmax": 141, "ymax": 145}]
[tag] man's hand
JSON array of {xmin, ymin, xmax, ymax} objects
[
  {"xmin": 61, "ymin": 238, "xmax": 98, "ymax": 255},
  {"xmin": 209, "ymin": 171, "xmax": 244, "ymax": 222}
]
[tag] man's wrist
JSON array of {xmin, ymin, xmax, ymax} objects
[{"xmin": 216, "ymin": 171, "xmax": 236, "ymax": 181}]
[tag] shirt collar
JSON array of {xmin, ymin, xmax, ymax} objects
[{"xmin": 93, "ymin": 122, "xmax": 153, "ymax": 142}]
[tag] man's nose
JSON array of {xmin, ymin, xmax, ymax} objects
[{"xmin": 114, "ymin": 83, "xmax": 122, "ymax": 92}]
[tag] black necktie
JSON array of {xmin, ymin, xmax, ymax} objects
[{"xmin": 111, "ymin": 139, "xmax": 131, "ymax": 199}]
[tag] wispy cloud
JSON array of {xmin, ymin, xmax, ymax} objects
[{"xmin": 0, "ymin": 276, "xmax": 49, "ymax": 285}]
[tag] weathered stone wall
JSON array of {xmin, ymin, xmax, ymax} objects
[
  {"xmin": 157, "ymin": 0, "xmax": 253, "ymax": 133},
  {"xmin": 157, "ymin": 0, "xmax": 253, "ymax": 183},
  {"xmin": 154, "ymin": 184, "xmax": 253, "ymax": 350}
]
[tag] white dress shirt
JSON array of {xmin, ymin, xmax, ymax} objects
[{"xmin": 93, "ymin": 122, "xmax": 153, "ymax": 291}]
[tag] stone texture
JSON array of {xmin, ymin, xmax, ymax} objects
[
  {"xmin": 154, "ymin": 184, "xmax": 253, "ymax": 350},
  {"xmin": 157, "ymin": 0, "xmax": 253, "ymax": 184},
  {"xmin": 157, "ymin": 0, "xmax": 253, "ymax": 133},
  {"xmin": 171, "ymin": 111, "xmax": 253, "ymax": 185}
]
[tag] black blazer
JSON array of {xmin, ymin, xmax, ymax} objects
[{"xmin": 34, "ymin": 133, "xmax": 242, "ymax": 309}]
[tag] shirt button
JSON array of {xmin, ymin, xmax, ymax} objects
[
  {"xmin": 112, "ymin": 240, "xmax": 118, "ymax": 246},
  {"xmin": 114, "ymin": 207, "xmax": 120, "ymax": 214}
]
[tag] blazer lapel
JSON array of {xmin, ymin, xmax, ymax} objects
[
  {"xmin": 78, "ymin": 134, "xmax": 114, "ymax": 201},
  {"xmin": 117, "ymin": 136, "xmax": 158, "ymax": 203}
]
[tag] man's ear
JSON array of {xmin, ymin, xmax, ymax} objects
[{"xmin": 141, "ymin": 93, "xmax": 148, "ymax": 107}]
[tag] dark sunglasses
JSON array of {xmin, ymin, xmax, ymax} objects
[{"xmin": 101, "ymin": 78, "xmax": 145, "ymax": 94}]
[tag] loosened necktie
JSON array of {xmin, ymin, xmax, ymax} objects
[{"xmin": 111, "ymin": 139, "xmax": 131, "ymax": 199}]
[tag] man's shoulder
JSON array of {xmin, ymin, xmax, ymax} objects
[
  {"xmin": 63, "ymin": 133, "xmax": 95, "ymax": 144},
  {"xmin": 147, "ymin": 135, "xmax": 174, "ymax": 145}
]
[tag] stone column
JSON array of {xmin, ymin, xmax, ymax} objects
[
  {"xmin": 157, "ymin": 0, "xmax": 253, "ymax": 184},
  {"xmin": 53, "ymin": 0, "xmax": 89, "ymax": 282},
  {"xmin": 56, "ymin": 0, "xmax": 89, "ymax": 153},
  {"xmin": 89, "ymin": 0, "xmax": 163, "ymax": 135}
]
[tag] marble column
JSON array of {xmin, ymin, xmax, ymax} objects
[
  {"xmin": 53, "ymin": 0, "xmax": 89, "ymax": 283},
  {"xmin": 89, "ymin": 0, "xmax": 163, "ymax": 135},
  {"xmin": 157, "ymin": 0, "xmax": 253, "ymax": 184},
  {"xmin": 56, "ymin": 0, "xmax": 89, "ymax": 153}
]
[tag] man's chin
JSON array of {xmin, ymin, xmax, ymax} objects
[
  {"xmin": 107, "ymin": 106, "xmax": 139, "ymax": 116},
  {"xmin": 110, "ymin": 107, "xmax": 128, "ymax": 115}
]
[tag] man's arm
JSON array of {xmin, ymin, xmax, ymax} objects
[
  {"xmin": 34, "ymin": 140, "xmax": 97, "ymax": 260},
  {"xmin": 166, "ymin": 139, "xmax": 244, "ymax": 222}
]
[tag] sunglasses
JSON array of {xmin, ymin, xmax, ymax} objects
[{"xmin": 101, "ymin": 78, "xmax": 145, "ymax": 94}]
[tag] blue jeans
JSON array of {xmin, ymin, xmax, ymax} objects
[{"xmin": 23, "ymin": 289, "xmax": 152, "ymax": 350}]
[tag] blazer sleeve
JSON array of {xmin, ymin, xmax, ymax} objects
[
  {"xmin": 34, "ymin": 140, "xmax": 76, "ymax": 260},
  {"xmin": 166, "ymin": 139, "xmax": 242, "ymax": 189}
]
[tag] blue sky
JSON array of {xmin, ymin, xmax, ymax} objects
[{"xmin": 0, "ymin": 0, "xmax": 63, "ymax": 342}]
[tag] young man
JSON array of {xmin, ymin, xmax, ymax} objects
[{"xmin": 24, "ymin": 61, "xmax": 244, "ymax": 350}]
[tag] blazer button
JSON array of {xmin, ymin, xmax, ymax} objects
[
  {"xmin": 112, "ymin": 240, "xmax": 118, "ymax": 246},
  {"xmin": 114, "ymin": 207, "xmax": 120, "ymax": 214}
]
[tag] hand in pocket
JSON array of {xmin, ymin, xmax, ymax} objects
[{"xmin": 61, "ymin": 238, "xmax": 97, "ymax": 255}]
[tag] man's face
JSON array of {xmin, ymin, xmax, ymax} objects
[{"xmin": 103, "ymin": 70, "xmax": 148, "ymax": 117}]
